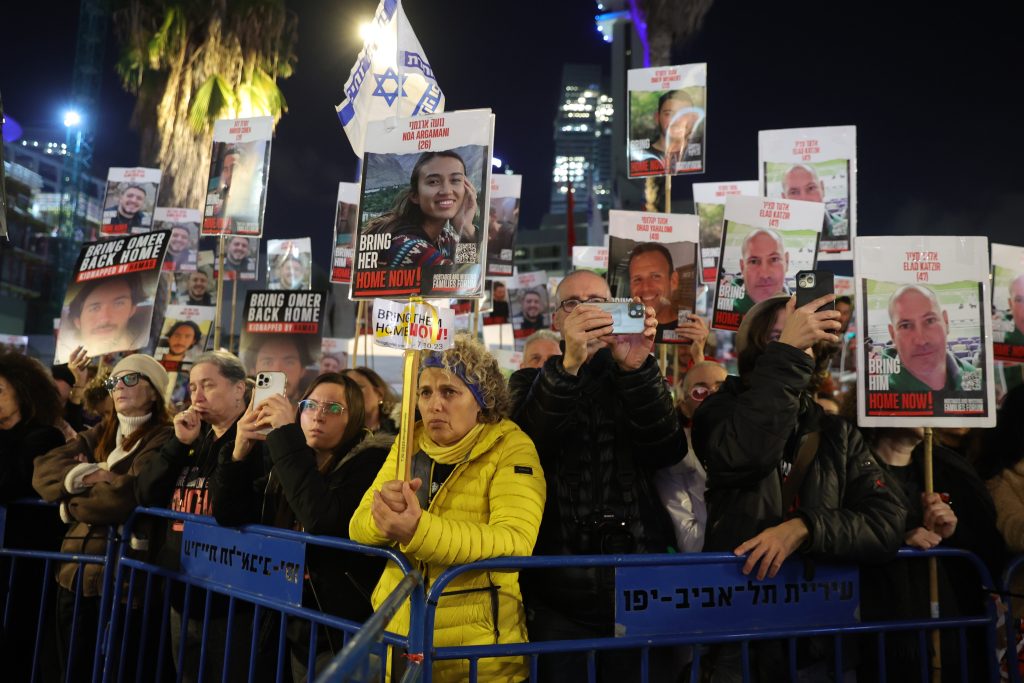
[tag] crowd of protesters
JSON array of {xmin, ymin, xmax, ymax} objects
[{"xmin": 3, "ymin": 276, "xmax": 1024, "ymax": 682}]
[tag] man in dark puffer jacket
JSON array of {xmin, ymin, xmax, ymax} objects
[
  {"xmin": 510, "ymin": 269, "xmax": 685, "ymax": 683},
  {"xmin": 693, "ymin": 293, "xmax": 906, "ymax": 681}
]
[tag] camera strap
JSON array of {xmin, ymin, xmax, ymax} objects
[{"xmin": 782, "ymin": 432, "xmax": 820, "ymax": 513}]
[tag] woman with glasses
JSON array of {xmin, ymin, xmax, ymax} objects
[
  {"xmin": 212, "ymin": 372, "xmax": 392, "ymax": 681},
  {"xmin": 351, "ymin": 335, "xmax": 546, "ymax": 683},
  {"xmin": 33, "ymin": 353, "xmax": 173, "ymax": 681}
]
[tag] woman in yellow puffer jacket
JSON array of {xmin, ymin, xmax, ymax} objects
[{"xmin": 350, "ymin": 335, "xmax": 545, "ymax": 683}]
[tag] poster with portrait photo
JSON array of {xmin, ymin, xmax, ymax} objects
[
  {"xmin": 627, "ymin": 63, "xmax": 707, "ymax": 179},
  {"xmin": 608, "ymin": 210, "xmax": 700, "ymax": 344},
  {"xmin": 759, "ymin": 125, "xmax": 856, "ymax": 260},
  {"xmin": 154, "ymin": 207, "xmax": 201, "ymax": 272},
  {"xmin": 492, "ymin": 348, "xmax": 523, "ymax": 380},
  {"xmin": 101, "ymin": 167, "xmax": 161, "ymax": 236},
  {"xmin": 0, "ymin": 334, "xmax": 29, "ymax": 353},
  {"xmin": 509, "ymin": 270, "xmax": 550, "ymax": 351},
  {"xmin": 483, "ymin": 278, "xmax": 512, "ymax": 325},
  {"xmin": 54, "ymin": 231, "xmax": 170, "ymax": 363},
  {"xmin": 692, "ymin": 181, "xmax": 759, "ymax": 282},
  {"xmin": 990, "ymin": 243, "xmax": 1024, "ymax": 363},
  {"xmin": 856, "ymin": 236, "xmax": 994, "ymax": 427},
  {"xmin": 203, "ymin": 116, "xmax": 273, "ymax": 236},
  {"xmin": 153, "ymin": 304, "xmax": 215, "ymax": 372},
  {"xmin": 174, "ymin": 255, "xmax": 215, "ymax": 306},
  {"xmin": 486, "ymin": 174, "xmax": 521, "ymax": 277},
  {"xmin": 240, "ymin": 290, "xmax": 326, "ymax": 403},
  {"xmin": 331, "ymin": 182, "xmax": 360, "ymax": 284},
  {"xmin": 572, "ymin": 246, "xmax": 609, "ymax": 276},
  {"xmin": 352, "ymin": 109, "xmax": 494, "ymax": 299},
  {"xmin": 711, "ymin": 195, "xmax": 823, "ymax": 332},
  {"xmin": 215, "ymin": 235, "xmax": 260, "ymax": 282},
  {"xmin": 320, "ymin": 337, "xmax": 350, "ymax": 374},
  {"xmin": 267, "ymin": 238, "xmax": 312, "ymax": 291}
]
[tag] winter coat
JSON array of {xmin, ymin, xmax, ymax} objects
[
  {"xmin": 1, "ymin": 420, "xmax": 65, "ymax": 502},
  {"xmin": 509, "ymin": 348, "xmax": 683, "ymax": 625},
  {"xmin": 349, "ymin": 419, "xmax": 545, "ymax": 683},
  {"xmin": 32, "ymin": 422, "xmax": 173, "ymax": 595},
  {"xmin": 692, "ymin": 342, "xmax": 906, "ymax": 561},
  {"xmin": 210, "ymin": 424, "xmax": 391, "ymax": 623}
]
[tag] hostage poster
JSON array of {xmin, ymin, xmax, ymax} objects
[
  {"xmin": 240, "ymin": 290, "xmax": 326, "ymax": 403},
  {"xmin": 992, "ymin": 243, "xmax": 1024, "ymax": 363},
  {"xmin": 486, "ymin": 174, "xmax": 521, "ymax": 277},
  {"xmin": 711, "ymin": 195, "xmax": 823, "ymax": 332},
  {"xmin": 759, "ymin": 125, "xmax": 856, "ymax": 260},
  {"xmin": 608, "ymin": 210, "xmax": 699, "ymax": 344},
  {"xmin": 331, "ymin": 182, "xmax": 360, "ymax": 284},
  {"xmin": 352, "ymin": 109, "xmax": 494, "ymax": 299},
  {"xmin": 509, "ymin": 270, "xmax": 550, "ymax": 351},
  {"xmin": 267, "ymin": 238, "xmax": 312, "ymax": 290},
  {"xmin": 101, "ymin": 167, "xmax": 161, "ymax": 236},
  {"xmin": 155, "ymin": 207, "xmax": 201, "ymax": 272},
  {"xmin": 856, "ymin": 236, "xmax": 994, "ymax": 426},
  {"xmin": 692, "ymin": 181, "xmax": 759, "ymax": 282},
  {"xmin": 627, "ymin": 63, "xmax": 707, "ymax": 178},
  {"xmin": 55, "ymin": 231, "xmax": 170, "ymax": 363},
  {"xmin": 572, "ymin": 246, "xmax": 609, "ymax": 276},
  {"xmin": 215, "ymin": 235, "xmax": 260, "ymax": 281},
  {"xmin": 203, "ymin": 116, "xmax": 273, "ymax": 236},
  {"xmin": 153, "ymin": 304, "xmax": 215, "ymax": 372}
]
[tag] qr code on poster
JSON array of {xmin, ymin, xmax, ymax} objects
[
  {"xmin": 456, "ymin": 243, "xmax": 477, "ymax": 264},
  {"xmin": 961, "ymin": 369, "xmax": 982, "ymax": 391}
]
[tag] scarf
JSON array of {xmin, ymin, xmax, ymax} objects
[{"xmin": 418, "ymin": 422, "xmax": 487, "ymax": 465}]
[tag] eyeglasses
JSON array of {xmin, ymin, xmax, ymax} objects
[
  {"xmin": 688, "ymin": 382, "xmax": 723, "ymax": 403},
  {"xmin": 299, "ymin": 399, "xmax": 346, "ymax": 417},
  {"xmin": 558, "ymin": 296, "xmax": 609, "ymax": 313},
  {"xmin": 104, "ymin": 372, "xmax": 142, "ymax": 392}
]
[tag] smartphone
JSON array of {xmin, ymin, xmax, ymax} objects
[
  {"xmin": 795, "ymin": 270, "xmax": 835, "ymax": 312},
  {"xmin": 677, "ymin": 308, "xmax": 693, "ymax": 327},
  {"xmin": 591, "ymin": 300, "xmax": 646, "ymax": 334},
  {"xmin": 252, "ymin": 371, "xmax": 287, "ymax": 435}
]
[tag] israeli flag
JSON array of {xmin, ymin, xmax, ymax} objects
[{"xmin": 335, "ymin": 0, "xmax": 445, "ymax": 158}]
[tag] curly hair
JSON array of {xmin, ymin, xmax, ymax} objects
[
  {"xmin": 0, "ymin": 349, "xmax": 63, "ymax": 427},
  {"xmin": 421, "ymin": 334, "xmax": 510, "ymax": 423}
]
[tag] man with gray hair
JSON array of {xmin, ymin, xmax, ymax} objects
[
  {"xmin": 734, "ymin": 228, "xmax": 789, "ymax": 314},
  {"xmin": 883, "ymin": 284, "xmax": 976, "ymax": 392},
  {"xmin": 519, "ymin": 329, "xmax": 561, "ymax": 369},
  {"xmin": 781, "ymin": 164, "xmax": 846, "ymax": 240},
  {"xmin": 1005, "ymin": 274, "xmax": 1024, "ymax": 345}
]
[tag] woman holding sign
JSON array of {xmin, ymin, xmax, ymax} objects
[
  {"xmin": 211, "ymin": 372, "xmax": 392, "ymax": 681},
  {"xmin": 363, "ymin": 151, "xmax": 479, "ymax": 269},
  {"xmin": 350, "ymin": 336, "xmax": 545, "ymax": 683}
]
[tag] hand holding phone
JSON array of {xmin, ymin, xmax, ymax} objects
[
  {"xmin": 590, "ymin": 300, "xmax": 646, "ymax": 334},
  {"xmin": 252, "ymin": 371, "xmax": 287, "ymax": 435},
  {"xmin": 795, "ymin": 270, "xmax": 835, "ymax": 312}
]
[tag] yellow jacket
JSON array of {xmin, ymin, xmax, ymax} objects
[{"xmin": 350, "ymin": 418, "xmax": 545, "ymax": 683}]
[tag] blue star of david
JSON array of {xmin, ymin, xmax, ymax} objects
[{"xmin": 371, "ymin": 68, "xmax": 407, "ymax": 107}]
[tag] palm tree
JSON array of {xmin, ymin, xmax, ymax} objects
[{"xmin": 113, "ymin": 0, "xmax": 297, "ymax": 209}]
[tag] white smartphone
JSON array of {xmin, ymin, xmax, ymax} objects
[{"xmin": 252, "ymin": 371, "xmax": 287, "ymax": 435}]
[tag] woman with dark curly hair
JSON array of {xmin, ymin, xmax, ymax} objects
[
  {"xmin": 350, "ymin": 335, "xmax": 546, "ymax": 683},
  {"xmin": 0, "ymin": 348, "xmax": 66, "ymax": 501}
]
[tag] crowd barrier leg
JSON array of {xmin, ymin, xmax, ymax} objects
[{"xmin": 32, "ymin": 558, "xmax": 54, "ymax": 683}]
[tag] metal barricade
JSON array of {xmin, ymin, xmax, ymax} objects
[
  {"xmin": 1, "ymin": 499, "xmax": 119, "ymax": 683},
  {"xmin": 418, "ymin": 548, "xmax": 1000, "ymax": 683},
  {"xmin": 1001, "ymin": 554, "xmax": 1024, "ymax": 683},
  {"xmin": 102, "ymin": 506, "xmax": 422, "ymax": 683}
]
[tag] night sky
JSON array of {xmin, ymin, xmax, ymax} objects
[{"xmin": 3, "ymin": 0, "xmax": 1021, "ymax": 272}]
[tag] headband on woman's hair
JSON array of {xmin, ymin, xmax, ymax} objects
[{"xmin": 421, "ymin": 354, "xmax": 487, "ymax": 409}]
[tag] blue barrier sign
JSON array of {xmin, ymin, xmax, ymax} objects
[
  {"xmin": 615, "ymin": 559, "xmax": 859, "ymax": 636},
  {"xmin": 181, "ymin": 521, "xmax": 305, "ymax": 606}
]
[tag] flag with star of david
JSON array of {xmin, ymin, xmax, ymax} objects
[{"xmin": 336, "ymin": 0, "xmax": 445, "ymax": 157}]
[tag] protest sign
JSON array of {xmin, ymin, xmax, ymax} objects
[
  {"xmin": 692, "ymin": 181, "xmax": 759, "ymax": 282},
  {"xmin": 331, "ymin": 182, "xmax": 360, "ymax": 284},
  {"xmin": 203, "ymin": 116, "xmax": 273, "ymax": 236},
  {"xmin": 608, "ymin": 210, "xmax": 699, "ymax": 343},
  {"xmin": 992, "ymin": 243, "xmax": 1024, "ymax": 363},
  {"xmin": 215, "ymin": 235, "xmax": 260, "ymax": 282},
  {"xmin": 55, "ymin": 231, "xmax": 170, "ymax": 362},
  {"xmin": 101, "ymin": 167, "xmax": 161, "ymax": 236},
  {"xmin": 371, "ymin": 298, "xmax": 454, "ymax": 352},
  {"xmin": 711, "ymin": 196, "xmax": 823, "ymax": 332},
  {"xmin": 572, "ymin": 246, "xmax": 609, "ymax": 275},
  {"xmin": 509, "ymin": 270, "xmax": 550, "ymax": 351},
  {"xmin": 267, "ymin": 238, "xmax": 312, "ymax": 291},
  {"xmin": 320, "ymin": 338, "xmax": 350, "ymax": 373},
  {"xmin": 240, "ymin": 290, "xmax": 326, "ymax": 402},
  {"xmin": 0, "ymin": 335, "xmax": 28, "ymax": 353},
  {"xmin": 627, "ymin": 63, "xmax": 707, "ymax": 178},
  {"xmin": 486, "ymin": 174, "xmax": 521, "ymax": 277},
  {"xmin": 492, "ymin": 348, "xmax": 523, "ymax": 379},
  {"xmin": 759, "ymin": 126, "xmax": 856, "ymax": 260},
  {"xmin": 154, "ymin": 207, "xmax": 201, "ymax": 272},
  {"xmin": 856, "ymin": 236, "xmax": 995, "ymax": 426},
  {"xmin": 153, "ymin": 304, "xmax": 215, "ymax": 372},
  {"xmin": 352, "ymin": 109, "xmax": 493, "ymax": 299}
]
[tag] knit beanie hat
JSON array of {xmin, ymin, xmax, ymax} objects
[{"xmin": 111, "ymin": 354, "xmax": 170, "ymax": 396}]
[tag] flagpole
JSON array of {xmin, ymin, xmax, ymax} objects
[{"xmin": 229, "ymin": 275, "xmax": 239, "ymax": 353}]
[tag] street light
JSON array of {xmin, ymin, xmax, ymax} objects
[{"xmin": 63, "ymin": 109, "xmax": 81, "ymax": 128}]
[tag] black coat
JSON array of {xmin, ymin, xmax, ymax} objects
[
  {"xmin": 510, "ymin": 348, "xmax": 684, "ymax": 626},
  {"xmin": 692, "ymin": 342, "xmax": 906, "ymax": 561},
  {"xmin": 0, "ymin": 420, "xmax": 65, "ymax": 503},
  {"xmin": 210, "ymin": 424, "xmax": 391, "ymax": 623}
]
